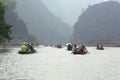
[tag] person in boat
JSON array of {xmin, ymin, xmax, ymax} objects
[
  {"xmin": 29, "ymin": 43, "xmax": 36, "ymax": 53},
  {"xmin": 67, "ymin": 43, "xmax": 73, "ymax": 51},
  {"xmin": 77, "ymin": 44, "xmax": 88, "ymax": 54},
  {"xmin": 81, "ymin": 45, "xmax": 88, "ymax": 53},
  {"xmin": 72, "ymin": 44, "xmax": 77, "ymax": 53},
  {"xmin": 20, "ymin": 43, "xmax": 28, "ymax": 52},
  {"xmin": 97, "ymin": 42, "xmax": 104, "ymax": 49}
]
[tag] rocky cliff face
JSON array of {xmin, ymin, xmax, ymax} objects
[
  {"xmin": 5, "ymin": 1, "xmax": 36, "ymax": 42},
  {"xmin": 16, "ymin": 0, "xmax": 71, "ymax": 44},
  {"xmin": 73, "ymin": 1, "xmax": 120, "ymax": 43}
]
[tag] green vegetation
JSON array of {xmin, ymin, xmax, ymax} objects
[
  {"xmin": 0, "ymin": 1, "xmax": 11, "ymax": 43},
  {"xmin": 2, "ymin": 0, "xmax": 36, "ymax": 42}
]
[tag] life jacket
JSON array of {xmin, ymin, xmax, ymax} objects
[{"xmin": 21, "ymin": 45, "xmax": 28, "ymax": 52}]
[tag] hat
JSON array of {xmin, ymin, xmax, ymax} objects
[{"xmin": 23, "ymin": 42, "xmax": 27, "ymax": 45}]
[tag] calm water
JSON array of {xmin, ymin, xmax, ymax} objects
[{"xmin": 0, "ymin": 46, "xmax": 120, "ymax": 80}]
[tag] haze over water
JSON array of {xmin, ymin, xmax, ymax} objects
[{"xmin": 42, "ymin": 0, "xmax": 110, "ymax": 26}]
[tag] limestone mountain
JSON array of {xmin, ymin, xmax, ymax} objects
[
  {"xmin": 16, "ymin": 0, "xmax": 71, "ymax": 44},
  {"xmin": 4, "ymin": 1, "xmax": 36, "ymax": 42},
  {"xmin": 73, "ymin": 1, "xmax": 120, "ymax": 43}
]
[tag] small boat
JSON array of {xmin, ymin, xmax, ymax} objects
[
  {"xmin": 96, "ymin": 43, "xmax": 104, "ymax": 50},
  {"xmin": 18, "ymin": 50, "xmax": 36, "ymax": 54},
  {"xmin": 73, "ymin": 52, "xmax": 87, "ymax": 55},
  {"xmin": 55, "ymin": 44, "xmax": 62, "ymax": 48},
  {"xmin": 97, "ymin": 48, "xmax": 104, "ymax": 50}
]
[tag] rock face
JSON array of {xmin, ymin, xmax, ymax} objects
[
  {"xmin": 73, "ymin": 1, "xmax": 120, "ymax": 43},
  {"xmin": 16, "ymin": 0, "xmax": 71, "ymax": 44},
  {"xmin": 5, "ymin": 1, "xmax": 36, "ymax": 42}
]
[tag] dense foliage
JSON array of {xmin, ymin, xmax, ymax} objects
[
  {"xmin": 0, "ymin": 1, "xmax": 11, "ymax": 43},
  {"xmin": 2, "ymin": 0, "xmax": 36, "ymax": 42}
]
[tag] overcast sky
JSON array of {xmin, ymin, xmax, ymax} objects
[{"xmin": 42, "ymin": 0, "xmax": 112, "ymax": 26}]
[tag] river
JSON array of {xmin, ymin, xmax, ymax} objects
[{"xmin": 0, "ymin": 46, "xmax": 120, "ymax": 80}]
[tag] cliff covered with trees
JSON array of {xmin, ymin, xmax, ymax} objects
[
  {"xmin": 5, "ymin": 1, "xmax": 36, "ymax": 42},
  {"xmin": 73, "ymin": 1, "xmax": 120, "ymax": 43},
  {"xmin": 1, "ymin": 0, "xmax": 36, "ymax": 42},
  {"xmin": 16, "ymin": 0, "xmax": 71, "ymax": 44},
  {"xmin": 0, "ymin": 1, "xmax": 11, "ymax": 43}
]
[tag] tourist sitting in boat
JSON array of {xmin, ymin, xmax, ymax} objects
[
  {"xmin": 97, "ymin": 42, "xmax": 104, "ymax": 50},
  {"xmin": 72, "ymin": 44, "xmax": 88, "ymax": 54},
  {"xmin": 67, "ymin": 43, "xmax": 73, "ymax": 51},
  {"xmin": 19, "ymin": 43, "xmax": 36, "ymax": 54},
  {"xmin": 72, "ymin": 44, "xmax": 77, "ymax": 53},
  {"xmin": 19, "ymin": 43, "xmax": 28, "ymax": 53},
  {"xmin": 29, "ymin": 43, "xmax": 36, "ymax": 53},
  {"xmin": 77, "ymin": 45, "xmax": 88, "ymax": 54}
]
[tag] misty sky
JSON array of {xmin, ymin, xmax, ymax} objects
[{"xmin": 42, "ymin": 0, "xmax": 111, "ymax": 26}]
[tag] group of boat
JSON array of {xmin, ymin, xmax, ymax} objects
[
  {"xmin": 66, "ymin": 43, "xmax": 104, "ymax": 55},
  {"xmin": 18, "ymin": 42, "xmax": 104, "ymax": 54},
  {"xmin": 67, "ymin": 44, "xmax": 88, "ymax": 55}
]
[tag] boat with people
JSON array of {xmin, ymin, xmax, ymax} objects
[
  {"xmin": 55, "ymin": 44, "xmax": 62, "ymax": 48},
  {"xmin": 18, "ymin": 43, "xmax": 36, "ymax": 54},
  {"xmin": 66, "ymin": 43, "xmax": 73, "ymax": 51},
  {"xmin": 72, "ymin": 44, "xmax": 88, "ymax": 55},
  {"xmin": 18, "ymin": 50, "xmax": 36, "ymax": 54},
  {"xmin": 96, "ymin": 42, "xmax": 104, "ymax": 50}
]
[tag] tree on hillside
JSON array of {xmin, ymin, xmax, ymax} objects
[
  {"xmin": 1, "ymin": 0, "xmax": 36, "ymax": 42},
  {"xmin": 0, "ymin": 1, "xmax": 11, "ymax": 43}
]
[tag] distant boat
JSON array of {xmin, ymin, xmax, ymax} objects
[
  {"xmin": 97, "ymin": 48, "xmax": 104, "ymax": 50},
  {"xmin": 55, "ymin": 44, "xmax": 62, "ymax": 48},
  {"xmin": 96, "ymin": 43, "xmax": 104, "ymax": 50}
]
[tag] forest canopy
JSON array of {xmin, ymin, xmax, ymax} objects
[
  {"xmin": 0, "ymin": 1, "xmax": 11, "ymax": 43},
  {"xmin": 0, "ymin": 0, "xmax": 36, "ymax": 42}
]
